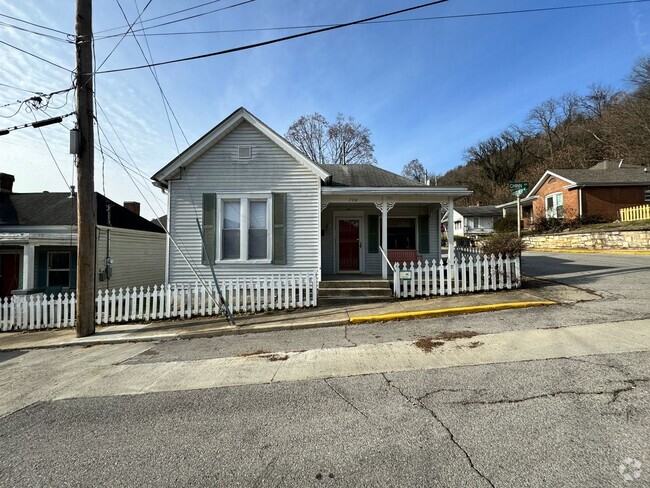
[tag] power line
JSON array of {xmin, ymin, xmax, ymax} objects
[
  {"xmin": 95, "ymin": 0, "xmax": 450, "ymax": 74},
  {"xmin": 99, "ymin": 0, "xmax": 650, "ymax": 39},
  {"xmin": 95, "ymin": 0, "xmax": 227, "ymax": 34},
  {"xmin": 0, "ymin": 11, "xmax": 72, "ymax": 36},
  {"xmin": 0, "ymin": 87, "xmax": 74, "ymax": 115},
  {"xmin": 0, "ymin": 82, "xmax": 46, "ymax": 94},
  {"xmin": 95, "ymin": 0, "xmax": 154, "ymax": 72},
  {"xmin": 0, "ymin": 20, "xmax": 71, "ymax": 43},
  {"xmin": 0, "ymin": 112, "xmax": 74, "ymax": 135},
  {"xmin": 0, "ymin": 39, "xmax": 73, "ymax": 72},
  {"xmin": 30, "ymin": 111, "xmax": 71, "ymax": 190}
]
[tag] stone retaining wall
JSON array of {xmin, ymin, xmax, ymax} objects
[{"xmin": 523, "ymin": 230, "xmax": 650, "ymax": 250}]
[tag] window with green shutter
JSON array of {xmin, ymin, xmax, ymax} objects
[
  {"xmin": 367, "ymin": 215, "xmax": 379, "ymax": 253},
  {"xmin": 418, "ymin": 215, "xmax": 430, "ymax": 253},
  {"xmin": 272, "ymin": 192, "xmax": 286, "ymax": 264},
  {"xmin": 202, "ymin": 193, "xmax": 216, "ymax": 264}
]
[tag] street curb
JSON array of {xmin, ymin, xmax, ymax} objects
[
  {"xmin": 349, "ymin": 301, "xmax": 557, "ymax": 324},
  {"xmin": 0, "ymin": 301, "xmax": 556, "ymax": 352},
  {"xmin": 526, "ymin": 248, "xmax": 650, "ymax": 255}
]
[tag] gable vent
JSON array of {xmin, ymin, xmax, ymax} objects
[{"xmin": 238, "ymin": 145, "xmax": 252, "ymax": 159}]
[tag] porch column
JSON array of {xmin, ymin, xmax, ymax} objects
[
  {"xmin": 374, "ymin": 199, "xmax": 394, "ymax": 279},
  {"xmin": 447, "ymin": 197, "xmax": 455, "ymax": 262},
  {"xmin": 22, "ymin": 244, "xmax": 35, "ymax": 290}
]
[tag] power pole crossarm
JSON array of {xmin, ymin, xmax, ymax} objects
[{"xmin": 75, "ymin": 0, "xmax": 96, "ymax": 337}]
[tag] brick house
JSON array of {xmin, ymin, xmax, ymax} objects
[{"xmin": 528, "ymin": 162, "xmax": 650, "ymax": 222}]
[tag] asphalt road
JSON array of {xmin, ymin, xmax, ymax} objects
[{"xmin": 1, "ymin": 251, "xmax": 648, "ymax": 487}]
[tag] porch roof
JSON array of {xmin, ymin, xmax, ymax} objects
[{"xmin": 321, "ymin": 186, "xmax": 471, "ymax": 201}]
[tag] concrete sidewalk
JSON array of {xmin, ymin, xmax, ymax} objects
[{"xmin": 0, "ymin": 284, "xmax": 568, "ymax": 351}]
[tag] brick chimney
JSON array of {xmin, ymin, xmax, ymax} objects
[
  {"xmin": 0, "ymin": 173, "xmax": 15, "ymax": 193},
  {"xmin": 123, "ymin": 201, "xmax": 140, "ymax": 216}
]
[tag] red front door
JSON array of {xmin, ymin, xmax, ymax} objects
[
  {"xmin": 338, "ymin": 219, "xmax": 360, "ymax": 271},
  {"xmin": 0, "ymin": 254, "xmax": 20, "ymax": 297}
]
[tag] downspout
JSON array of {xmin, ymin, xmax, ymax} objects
[{"xmin": 578, "ymin": 186, "xmax": 584, "ymax": 218}]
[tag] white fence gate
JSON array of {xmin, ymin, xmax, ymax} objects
[
  {"xmin": 393, "ymin": 254, "xmax": 520, "ymax": 298},
  {"xmin": 0, "ymin": 272, "xmax": 318, "ymax": 332}
]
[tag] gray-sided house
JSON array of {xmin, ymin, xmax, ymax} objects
[
  {"xmin": 0, "ymin": 173, "xmax": 166, "ymax": 297},
  {"xmin": 152, "ymin": 108, "xmax": 471, "ymax": 285}
]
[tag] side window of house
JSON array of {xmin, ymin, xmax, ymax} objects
[
  {"xmin": 645, "ymin": 189, "xmax": 650, "ymax": 202},
  {"xmin": 473, "ymin": 217, "xmax": 480, "ymax": 228},
  {"xmin": 248, "ymin": 200, "xmax": 268, "ymax": 259},
  {"xmin": 48, "ymin": 252, "xmax": 70, "ymax": 287}
]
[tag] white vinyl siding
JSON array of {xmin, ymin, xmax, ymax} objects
[
  {"xmin": 168, "ymin": 120, "xmax": 320, "ymax": 282},
  {"xmin": 95, "ymin": 227, "xmax": 166, "ymax": 291}
]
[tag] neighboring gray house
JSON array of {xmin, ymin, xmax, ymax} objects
[
  {"xmin": 442, "ymin": 206, "xmax": 502, "ymax": 237},
  {"xmin": 0, "ymin": 175, "xmax": 166, "ymax": 297},
  {"xmin": 152, "ymin": 108, "xmax": 471, "ymax": 282}
]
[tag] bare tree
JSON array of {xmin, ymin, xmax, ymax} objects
[
  {"xmin": 401, "ymin": 159, "xmax": 427, "ymax": 182},
  {"xmin": 285, "ymin": 113, "xmax": 376, "ymax": 164}
]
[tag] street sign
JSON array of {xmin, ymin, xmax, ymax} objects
[{"xmin": 508, "ymin": 181, "xmax": 528, "ymax": 197}]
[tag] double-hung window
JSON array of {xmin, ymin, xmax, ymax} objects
[
  {"xmin": 545, "ymin": 193, "xmax": 564, "ymax": 219},
  {"xmin": 48, "ymin": 252, "xmax": 70, "ymax": 287},
  {"xmin": 219, "ymin": 195, "xmax": 271, "ymax": 261}
]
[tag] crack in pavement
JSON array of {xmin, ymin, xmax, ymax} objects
[
  {"xmin": 343, "ymin": 325, "xmax": 358, "ymax": 347},
  {"xmin": 323, "ymin": 378, "xmax": 368, "ymax": 419},
  {"xmin": 381, "ymin": 373, "xmax": 495, "ymax": 488},
  {"xmin": 457, "ymin": 379, "xmax": 647, "ymax": 407}
]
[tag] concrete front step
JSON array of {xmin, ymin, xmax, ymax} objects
[
  {"xmin": 320, "ymin": 280, "xmax": 391, "ymax": 289},
  {"xmin": 319, "ymin": 295, "xmax": 395, "ymax": 305},
  {"xmin": 319, "ymin": 287, "xmax": 393, "ymax": 297}
]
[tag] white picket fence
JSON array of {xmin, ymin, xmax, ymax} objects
[
  {"xmin": 0, "ymin": 293, "xmax": 76, "ymax": 332},
  {"xmin": 393, "ymin": 254, "xmax": 520, "ymax": 298},
  {"xmin": 0, "ymin": 272, "xmax": 318, "ymax": 332}
]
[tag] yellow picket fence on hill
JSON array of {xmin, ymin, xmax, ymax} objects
[{"xmin": 620, "ymin": 204, "xmax": 650, "ymax": 222}]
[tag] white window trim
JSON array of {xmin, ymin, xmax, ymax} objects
[
  {"xmin": 216, "ymin": 193, "xmax": 272, "ymax": 263},
  {"xmin": 545, "ymin": 192, "xmax": 564, "ymax": 219}
]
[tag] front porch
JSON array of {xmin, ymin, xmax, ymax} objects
[{"xmin": 320, "ymin": 188, "xmax": 467, "ymax": 279}]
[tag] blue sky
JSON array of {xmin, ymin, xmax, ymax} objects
[{"xmin": 1, "ymin": 0, "xmax": 649, "ymax": 219}]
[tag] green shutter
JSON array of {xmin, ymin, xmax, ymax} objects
[
  {"xmin": 367, "ymin": 215, "xmax": 379, "ymax": 253},
  {"xmin": 418, "ymin": 215, "xmax": 430, "ymax": 254},
  {"xmin": 36, "ymin": 250, "xmax": 47, "ymax": 288},
  {"xmin": 272, "ymin": 192, "xmax": 286, "ymax": 265},
  {"xmin": 202, "ymin": 193, "xmax": 216, "ymax": 264}
]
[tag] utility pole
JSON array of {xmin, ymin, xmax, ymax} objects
[{"xmin": 75, "ymin": 0, "xmax": 96, "ymax": 337}]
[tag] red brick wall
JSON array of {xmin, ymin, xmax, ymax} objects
[
  {"xmin": 532, "ymin": 176, "xmax": 579, "ymax": 221},
  {"xmin": 583, "ymin": 186, "xmax": 647, "ymax": 221}
]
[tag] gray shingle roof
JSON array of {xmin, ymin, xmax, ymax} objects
[
  {"xmin": 550, "ymin": 166, "xmax": 650, "ymax": 185},
  {"xmin": 319, "ymin": 164, "xmax": 425, "ymax": 187},
  {"xmin": 0, "ymin": 192, "xmax": 164, "ymax": 233},
  {"xmin": 454, "ymin": 206, "xmax": 502, "ymax": 217}
]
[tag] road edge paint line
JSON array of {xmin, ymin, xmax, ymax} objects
[
  {"xmin": 526, "ymin": 248, "xmax": 650, "ymax": 255},
  {"xmin": 349, "ymin": 301, "xmax": 557, "ymax": 324}
]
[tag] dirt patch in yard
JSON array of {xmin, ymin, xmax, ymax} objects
[
  {"xmin": 434, "ymin": 331, "xmax": 478, "ymax": 341},
  {"xmin": 413, "ymin": 338, "xmax": 445, "ymax": 353}
]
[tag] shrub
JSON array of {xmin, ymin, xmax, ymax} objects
[
  {"xmin": 494, "ymin": 215, "xmax": 518, "ymax": 233},
  {"xmin": 480, "ymin": 233, "xmax": 525, "ymax": 257},
  {"xmin": 533, "ymin": 215, "xmax": 609, "ymax": 234}
]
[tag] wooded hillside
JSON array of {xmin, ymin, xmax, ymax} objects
[{"xmin": 439, "ymin": 57, "xmax": 650, "ymax": 205}]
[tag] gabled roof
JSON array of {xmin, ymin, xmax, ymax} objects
[
  {"xmin": 453, "ymin": 206, "xmax": 502, "ymax": 218},
  {"xmin": 528, "ymin": 166, "xmax": 650, "ymax": 196},
  {"xmin": 0, "ymin": 192, "xmax": 164, "ymax": 233},
  {"xmin": 319, "ymin": 164, "xmax": 424, "ymax": 188},
  {"xmin": 152, "ymin": 107, "xmax": 331, "ymax": 187}
]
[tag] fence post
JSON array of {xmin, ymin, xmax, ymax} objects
[{"xmin": 393, "ymin": 263, "xmax": 400, "ymax": 298}]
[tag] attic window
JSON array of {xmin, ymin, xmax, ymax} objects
[{"xmin": 237, "ymin": 145, "xmax": 252, "ymax": 159}]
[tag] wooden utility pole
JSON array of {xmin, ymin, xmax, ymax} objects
[{"xmin": 75, "ymin": 0, "xmax": 96, "ymax": 337}]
